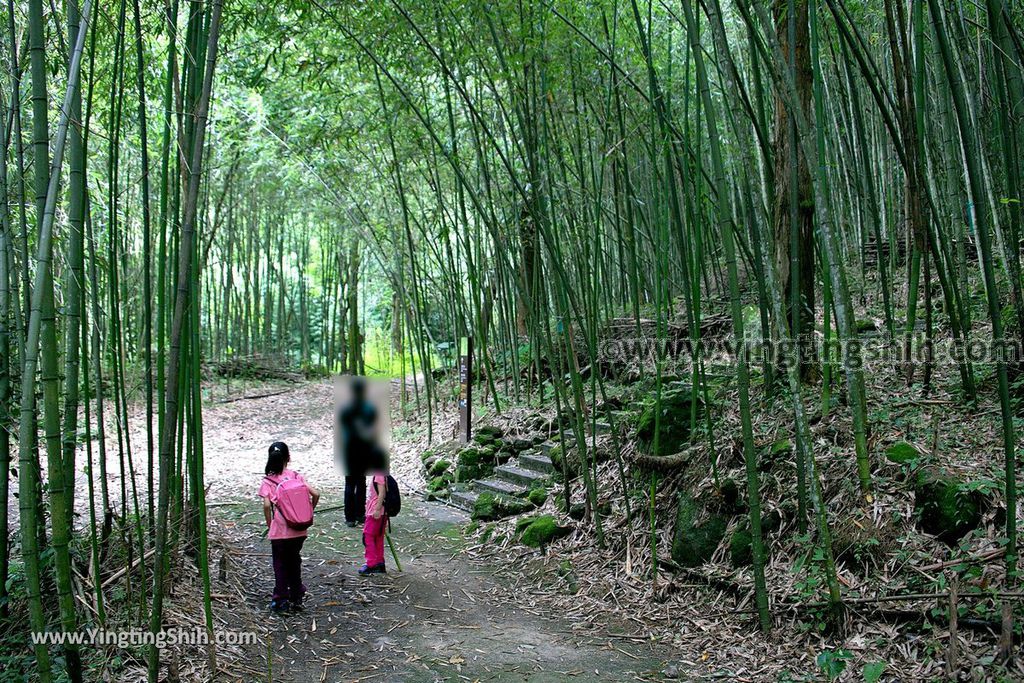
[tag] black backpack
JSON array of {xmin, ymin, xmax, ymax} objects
[{"xmin": 384, "ymin": 475, "xmax": 401, "ymax": 517}]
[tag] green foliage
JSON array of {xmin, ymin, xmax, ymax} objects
[
  {"xmin": 862, "ymin": 661, "xmax": 886, "ymax": 683},
  {"xmin": 884, "ymin": 441, "xmax": 920, "ymax": 465},
  {"xmin": 815, "ymin": 649, "xmax": 851, "ymax": 680}
]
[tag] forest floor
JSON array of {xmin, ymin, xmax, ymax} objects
[
  {"xmin": 199, "ymin": 381, "xmax": 673, "ymax": 682},
  {"xmin": 75, "ymin": 358, "xmax": 1024, "ymax": 682}
]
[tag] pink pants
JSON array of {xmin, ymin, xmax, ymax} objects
[{"xmin": 363, "ymin": 515, "xmax": 387, "ymax": 567}]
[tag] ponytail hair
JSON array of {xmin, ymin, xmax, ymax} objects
[{"xmin": 265, "ymin": 441, "xmax": 290, "ymax": 476}]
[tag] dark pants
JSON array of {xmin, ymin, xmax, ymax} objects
[
  {"xmin": 270, "ymin": 537, "xmax": 306, "ymax": 603},
  {"xmin": 345, "ymin": 476, "xmax": 367, "ymax": 523}
]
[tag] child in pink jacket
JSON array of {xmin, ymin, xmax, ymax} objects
[
  {"xmin": 260, "ymin": 442, "xmax": 320, "ymax": 610},
  {"xmin": 359, "ymin": 468, "xmax": 388, "ymax": 575}
]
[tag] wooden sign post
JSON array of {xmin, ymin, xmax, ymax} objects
[{"xmin": 458, "ymin": 336, "xmax": 472, "ymax": 443}]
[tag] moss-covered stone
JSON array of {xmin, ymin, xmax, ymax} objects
[
  {"xmin": 719, "ymin": 478, "xmax": 741, "ymax": 511},
  {"xmin": 762, "ymin": 508, "xmax": 783, "ymax": 535},
  {"xmin": 528, "ymin": 487, "xmax": 548, "ymax": 507},
  {"xmin": 729, "ymin": 526, "xmax": 753, "ymax": 567},
  {"xmin": 515, "ymin": 515, "xmax": 538, "ymax": 535},
  {"xmin": 420, "ymin": 448, "xmax": 435, "ymax": 463},
  {"xmin": 520, "ymin": 515, "xmax": 572, "ymax": 548},
  {"xmin": 473, "ymin": 426, "xmax": 503, "ymax": 447},
  {"xmin": 427, "ymin": 474, "xmax": 451, "ymax": 492},
  {"xmin": 455, "ymin": 446, "xmax": 495, "ymax": 482},
  {"xmin": 671, "ymin": 492, "xmax": 728, "ymax": 567},
  {"xmin": 856, "ymin": 318, "xmax": 878, "ymax": 333},
  {"xmin": 428, "ymin": 459, "xmax": 451, "ymax": 477},
  {"xmin": 885, "ymin": 441, "xmax": 921, "ymax": 465},
  {"xmin": 548, "ymin": 443, "xmax": 580, "ymax": 478},
  {"xmin": 914, "ymin": 467, "xmax": 984, "ymax": 543},
  {"xmin": 507, "ymin": 437, "xmax": 533, "ymax": 453},
  {"xmin": 553, "ymin": 493, "xmax": 586, "ymax": 520},
  {"xmin": 636, "ymin": 388, "xmax": 702, "ymax": 456},
  {"xmin": 473, "ymin": 492, "xmax": 533, "ymax": 521},
  {"xmin": 472, "ymin": 492, "xmax": 500, "ymax": 521}
]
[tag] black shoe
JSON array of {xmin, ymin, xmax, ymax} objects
[
  {"xmin": 270, "ymin": 599, "xmax": 289, "ymax": 612},
  {"xmin": 290, "ymin": 601, "xmax": 304, "ymax": 612},
  {"xmin": 358, "ymin": 563, "xmax": 386, "ymax": 575},
  {"xmin": 345, "ymin": 521, "xmax": 357, "ymax": 528}
]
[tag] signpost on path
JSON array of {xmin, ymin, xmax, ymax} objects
[{"xmin": 458, "ymin": 336, "xmax": 472, "ymax": 443}]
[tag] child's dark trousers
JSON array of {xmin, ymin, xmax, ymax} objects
[{"xmin": 270, "ymin": 537, "xmax": 306, "ymax": 603}]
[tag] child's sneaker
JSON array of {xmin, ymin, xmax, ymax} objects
[
  {"xmin": 289, "ymin": 600, "xmax": 304, "ymax": 612},
  {"xmin": 358, "ymin": 563, "xmax": 386, "ymax": 575},
  {"xmin": 270, "ymin": 598, "xmax": 290, "ymax": 612}
]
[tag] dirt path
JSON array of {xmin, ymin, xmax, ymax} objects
[{"xmin": 206, "ymin": 383, "xmax": 670, "ymax": 682}]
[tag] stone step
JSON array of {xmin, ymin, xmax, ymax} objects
[
  {"xmin": 448, "ymin": 489, "xmax": 479, "ymax": 512},
  {"xmin": 537, "ymin": 441, "xmax": 558, "ymax": 454},
  {"xmin": 495, "ymin": 463, "xmax": 549, "ymax": 486},
  {"xmin": 518, "ymin": 451, "xmax": 557, "ymax": 474},
  {"xmin": 474, "ymin": 477, "xmax": 529, "ymax": 498}
]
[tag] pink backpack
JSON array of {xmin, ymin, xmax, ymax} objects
[{"xmin": 265, "ymin": 474, "xmax": 314, "ymax": 531}]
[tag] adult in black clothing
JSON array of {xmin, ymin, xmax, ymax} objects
[{"xmin": 337, "ymin": 378, "xmax": 378, "ymax": 527}]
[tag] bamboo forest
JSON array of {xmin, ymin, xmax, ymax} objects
[{"xmin": 1, "ymin": 0, "xmax": 1024, "ymax": 680}]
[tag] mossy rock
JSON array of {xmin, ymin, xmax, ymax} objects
[
  {"xmin": 671, "ymin": 492, "xmax": 728, "ymax": 567},
  {"xmin": 507, "ymin": 437, "xmax": 533, "ymax": 453},
  {"xmin": 885, "ymin": 441, "xmax": 921, "ymax": 465},
  {"xmin": 855, "ymin": 318, "xmax": 878, "ymax": 333},
  {"xmin": 472, "ymin": 492, "xmax": 533, "ymax": 521},
  {"xmin": 473, "ymin": 426, "xmax": 503, "ymax": 447},
  {"xmin": 420, "ymin": 448, "xmax": 435, "ymax": 464},
  {"xmin": 503, "ymin": 497, "xmax": 535, "ymax": 516},
  {"xmin": 520, "ymin": 514, "xmax": 572, "ymax": 548},
  {"xmin": 455, "ymin": 447, "xmax": 495, "ymax": 482},
  {"xmin": 515, "ymin": 515, "xmax": 538, "ymax": 535},
  {"xmin": 427, "ymin": 474, "xmax": 452, "ymax": 492},
  {"xmin": 548, "ymin": 444, "xmax": 580, "ymax": 478},
  {"xmin": 636, "ymin": 388, "xmax": 702, "ymax": 456},
  {"xmin": 553, "ymin": 493, "xmax": 586, "ymax": 520},
  {"xmin": 718, "ymin": 478, "xmax": 742, "ymax": 511},
  {"xmin": 762, "ymin": 508, "xmax": 783, "ymax": 536},
  {"xmin": 472, "ymin": 492, "xmax": 500, "ymax": 521},
  {"xmin": 528, "ymin": 487, "xmax": 548, "ymax": 507},
  {"xmin": 424, "ymin": 489, "xmax": 447, "ymax": 502},
  {"xmin": 428, "ymin": 459, "xmax": 451, "ymax": 477},
  {"xmin": 473, "ymin": 432, "xmax": 497, "ymax": 447},
  {"xmin": 729, "ymin": 525, "xmax": 753, "ymax": 567},
  {"xmin": 914, "ymin": 467, "xmax": 984, "ymax": 543}
]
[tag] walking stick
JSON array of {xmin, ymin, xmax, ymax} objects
[{"xmin": 386, "ymin": 531, "xmax": 403, "ymax": 572}]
